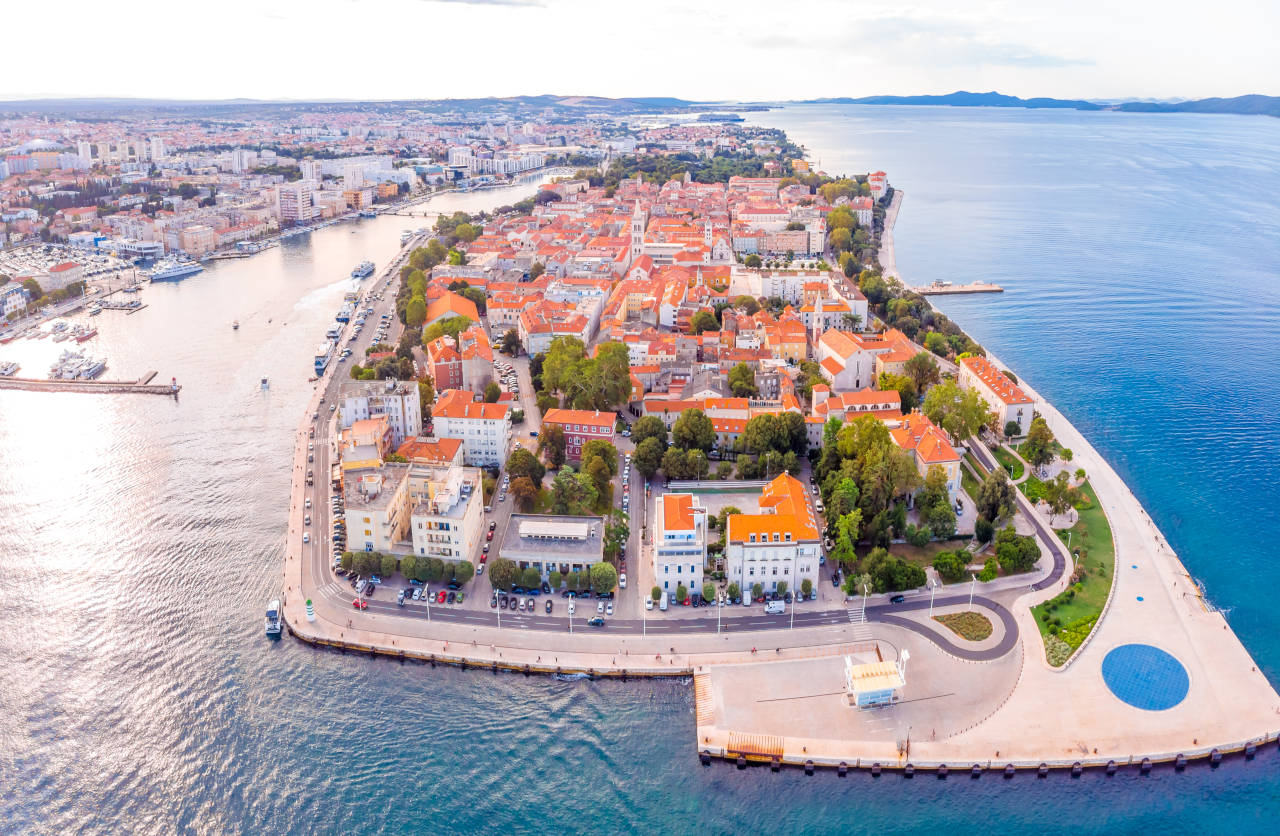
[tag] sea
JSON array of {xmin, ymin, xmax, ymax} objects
[{"xmin": 2, "ymin": 108, "xmax": 1279, "ymax": 834}]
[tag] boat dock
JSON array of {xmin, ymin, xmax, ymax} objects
[
  {"xmin": 99, "ymin": 299, "xmax": 148, "ymax": 314},
  {"xmin": 912, "ymin": 281, "xmax": 1004, "ymax": 295},
  {"xmin": 0, "ymin": 371, "xmax": 179, "ymax": 396}
]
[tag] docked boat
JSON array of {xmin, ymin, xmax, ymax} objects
[
  {"xmin": 325, "ymin": 324, "xmax": 342, "ymax": 340},
  {"xmin": 351, "ymin": 260, "xmax": 375, "ymax": 279},
  {"xmin": 265, "ymin": 598, "xmax": 283, "ymax": 636},
  {"xmin": 400, "ymin": 230, "xmax": 414, "ymax": 245},
  {"xmin": 335, "ymin": 303, "xmax": 354, "ymax": 323},
  {"xmin": 52, "ymin": 332, "xmax": 70, "ymax": 342},
  {"xmin": 73, "ymin": 325, "xmax": 98, "ymax": 342},
  {"xmin": 87, "ymin": 302, "xmax": 102, "ymax": 316},
  {"xmin": 146, "ymin": 258, "xmax": 204, "ymax": 282},
  {"xmin": 0, "ymin": 361, "xmax": 20, "ymax": 377},
  {"xmin": 314, "ymin": 340, "xmax": 336, "ymax": 376},
  {"xmin": 358, "ymin": 209, "xmax": 377, "ymax": 218}
]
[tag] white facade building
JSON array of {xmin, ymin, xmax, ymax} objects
[
  {"xmin": 338, "ymin": 380, "xmax": 423, "ymax": 448},
  {"xmin": 652, "ymin": 494, "xmax": 708, "ymax": 597}
]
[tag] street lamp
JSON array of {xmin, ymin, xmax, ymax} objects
[
  {"xmin": 969, "ymin": 574, "xmax": 976, "ymax": 611},
  {"xmin": 928, "ymin": 579, "xmax": 938, "ymax": 618}
]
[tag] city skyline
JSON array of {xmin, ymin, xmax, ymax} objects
[{"xmin": 3, "ymin": 0, "xmax": 1277, "ymax": 103}]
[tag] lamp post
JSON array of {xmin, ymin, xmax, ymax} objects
[
  {"xmin": 929, "ymin": 580, "xmax": 938, "ymax": 618},
  {"xmin": 969, "ymin": 574, "xmax": 976, "ymax": 611}
]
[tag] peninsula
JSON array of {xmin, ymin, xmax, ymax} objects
[{"xmin": 259, "ymin": 119, "xmax": 1280, "ymax": 777}]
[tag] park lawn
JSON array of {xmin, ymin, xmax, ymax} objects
[
  {"xmin": 889, "ymin": 538, "xmax": 972, "ymax": 579},
  {"xmin": 933, "ymin": 611, "xmax": 993, "ymax": 641},
  {"xmin": 992, "ymin": 446, "xmax": 1024, "ymax": 480},
  {"xmin": 960, "ymin": 465, "xmax": 981, "ymax": 505},
  {"xmin": 1020, "ymin": 472, "xmax": 1047, "ymax": 502},
  {"xmin": 1030, "ymin": 479, "xmax": 1115, "ymax": 666}
]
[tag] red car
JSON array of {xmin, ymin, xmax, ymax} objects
[
  {"xmin": 351, "ymin": 598, "xmax": 367, "ymax": 610},
  {"xmin": 486, "ymin": 530, "xmax": 494, "ymax": 541},
  {"xmin": 437, "ymin": 590, "xmax": 447, "ymax": 604},
  {"xmin": 480, "ymin": 553, "xmax": 488, "ymax": 563}
]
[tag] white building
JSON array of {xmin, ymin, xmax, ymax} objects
[
  {"xmin": 338, "ymin": 379, "xmax": 423, "ymax": 448},
  {"xmin": 430, "ymin": 389, "xmax": 511, "ymax": 467},
  {"xmin": 724, "ymin": 474, "xmax": 822, "ymax": 596},
  {"xmin": 276, "ymin": 182, "xmax": 317, "ymax": 225},
  {"xmin": 958, "ymin": 355, "xmax": 1035, "ymax": 437},
  {"xmin": 652, "ymin": 494, "xmax": 708, "ymax": 597},
  {"xmin": 408, "ymin": 464, "xmax": 484, "ymax": 563},
  {"xmin": 2, "ymin": 285, "xmax": 29, "ymax": 318}
]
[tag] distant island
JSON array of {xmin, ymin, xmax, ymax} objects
[{"xmin": 800, "ymin": 90, "xmax": 1280, "ymax": 118}]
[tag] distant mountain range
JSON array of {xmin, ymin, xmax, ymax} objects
[{"xmin": 800, "ymin": 90, "xmax": 1280, "ymax": 117}]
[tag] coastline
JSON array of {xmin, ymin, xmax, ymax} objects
[{"xmin": 281, "ymin": 173, "xmax": 1280, "ymax": 777}]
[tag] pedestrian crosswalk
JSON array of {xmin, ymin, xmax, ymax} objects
[{"xmin": 847, "ymin": 607, "xmax": 872, "ymax": 641}]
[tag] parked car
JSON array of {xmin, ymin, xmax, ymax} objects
[
  {"xmin": 597, "ymin": 601, "xmax": 605, "ymax": 614},
  {"xmin": 890, "ymin": 594, "xmax": 906, "ymax": 604},
  {"xmin": 619, "ymin": 573, "xmax": 627, "ymax": 588},
  {"xmin": 605, "ymin": 602, "xmax": 614, "ymax": 616},
  {"xmin": 587, "ymin": 616, "xmax": 605, "ymax": 627},
  {"xmin": 567, "ymin": 601, "xmax": 576, "ymax": 616},
  {"xmin": 545, "ymin": 599, "xmax": 553, "ymax": 614}
]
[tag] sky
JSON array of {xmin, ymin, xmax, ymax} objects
[{"xmin": 3, "ymin": 0, "xmax": 1278, "ymax": 102}]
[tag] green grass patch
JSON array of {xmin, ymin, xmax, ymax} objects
[
  {"xmin": 889, "ymin": 538, "xmax": 971, "ymax": 572},
  {"xmin": 933, "ymin": 611, "xmax": 993, "ymax": 641},
  {"xmin": 960, "ymin": 464, "xmax": 981, "ymax": 504},
  {"xmin": 1020, "ymin": 472, "xmax": 1046, "ymax": 502},
  {"xmin": 992, "ymin": 446, "xmax": 1024, "ymax": 480},
  {"xmin": 1030, "ymin": 479, "xmax": 1115, "ymax": 666}
]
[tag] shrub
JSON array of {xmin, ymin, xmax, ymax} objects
[{"xmin": 974, "ymin": 516, "xmax": 994, "ymax": 544}]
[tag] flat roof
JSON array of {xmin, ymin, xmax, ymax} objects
[
  {"xmin": 844, "ymin": 658, "xmax": 905, "ymax": 693},
  {"xmin": 499, "ymin": 514, "xmax": 604, "ymax": 562}
]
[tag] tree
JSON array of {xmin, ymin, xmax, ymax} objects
[
  {"xmin": 905, "ymin": 523, "xmax": 931, "ymax": 547},
  {"xmin": 400, "ymin": 555, "xmax": 418, "ymax": 579},
  {"xmin": 454, "ymin": 560, "xmax": 475, "ymax": 584},
  {"xmin": 381, "ymin": 553, "xmax": 398, "ymax": 578},
  {"xmin": 977, "ymin": 469, "xmax": 1017, "ymax": 523},
  {"xmin": 776, "ymin": 580, "xmax": 788, "ymax": 597},
  {"xmin": 340, "ymin": 552, "xmax": 355, "ymax": 571},
  {"xmin": 549, "ymin": 570, "xmax": 563, "ymax": 589},
  {"xmin": 673, "ymin": 408, "xmax": 715, "ymax": 451},
  {"xmin": 538, "ymin": 424, "xmax": 566, "ymax": 469},
  {"xmin": 483, "ymin": 381, "xmax": 501, "ymax": 403},
  {"xmin": 933, "ymin": 550, "xmax": 968, "ymax": 582},
  {"xmin": 917, "ymin": 465, "xmax": 949, "ymax": 514},
  {"xmin": 800, "ymin": 578, "xmax": 813, "ymax": 598},
  {"xmin": 488, "ymin": 558, "xmax": 518, "ymax": 591},
  {"xmin": 741, "ymin": 413, "xmax": 780, "ymax": 454},
  {"xmin": 752, "ymin": 582, "xmax": 764, "ymax": 601},
  {"xmin": 584, "ymin": 454, "xmax": 612, "ymax": 497},
  {"xmin": 974, "ymin": 516, "xmax": 995, "ymax": 544},
  {"xmin": 631, "ymin": 415, "xmax": 668, "ymax": 448},
  {"xmin": 418, "ymin": 378, "xmax": 435, "ymax": 414},
  {"xmin": 1043, "ymin": 470, "xmax": 1080, "ymax": 524},
  {"xmin": 727, "ymin": 362, "xmax": 758, "ymax": 397},
  {"xmin": 509, "ymin": 476, "xmax": 537, "ymax": 511},
  {"xmin": 904, "ymin": 351, "xmax": 941, "ymax": 392},
  {"xmin": 676, "ymin": 583, "xmax": 689, "ymax": 603},
  {"xmin": 590, "ymin": 561, "xmax": 618, "ymax": 594},
  {"xmin": 501, "ymin": 329, "xmax": 520, "ymax": 355},
  {"xmin": 828, "ymin": 227, "xmax": 852, "ymax": 253},
  {"xmin": 689, "ymin": 310, "xmax": 718, "ymax": 334},
  {"xmin": 733, "ymin": 294, "xmax": 760, "ymax": 315},
  {"xmin": 1022, "ymin": 416, "xmax": 1056, "ymax": 469},
  {"xmin": 926, "ymin": 500, "xmax": 957, "ymax": 540},
  {"xmin": 922, "ymin": 379, "xmax": 995, "ymax": 441},
  {"xmin": 924, "ymin": 332, "xmax": 949, "ymax": 356},
  {"xmin": 652, "ymin": 586, "xmax": 663, "ymax": 602},
  {"xmin": 702, "ymin": 582, "xmax": 716, "ymax": 602},
  {"xmin": 633, "ymin": 436, "xmax": 664, "ymax": 478},
  {"xmin": 580, "ymin": 440, "xmax": 618, "ymax": 476},
  {"xmin": 528, "ymin": 261, "xmax": 545, "ymax": 280},
  {"xmin": 727, "ymin": 582, "xmax": 741, "ymax": 601},
  {"xmin": 566, "ymin": 571, "xmax": 582, "ymax": 591},
  {"xmin": 877, "ymin": 372, "xmax": 918, "ymax": 412},
  {"xmin": 744, "ymin": 254, "xmax": 762, "ymax": 268},
  {"xmin": 1004, "ymin": 420, "xmax": 1022, "ymax": 438},
  {"xmin": 405, "ymin": 297, "xmax": 426, "ymax": 328},
  {"xmin": 604, "ymin": 510, "xmax": 629, "ymax": 558},
  {"xmin": 514, "ymin": 567, "xmax": 537, "ymax": 589},
  {"xmin": 662, "ymin": 446, "xmax": 690, "ymax": 479},
  {"xmin": 460, "ymin": 286, "xmax": 486, "ymax": 314},
  {"xmin": 506, "ymin": 448, "xmax": 546, "ymax": 485},
  {"xmin": 995, "ymin": 526, "xmax": 1040, "ymax": 574}
]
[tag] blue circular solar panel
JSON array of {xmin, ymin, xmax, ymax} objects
[{"xmin": 1101, "ymin": 644, "xmax": 1189, "ymax": 710}]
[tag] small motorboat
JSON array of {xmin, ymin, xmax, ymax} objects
[
  {"xmin": 261, "ymin": 377, "xmax": 269, "ymax": 389},
  {"xmin": 265, "ymin": 599, "xmax": 282, "ymax": 636},
  {"xmin": 232, "ymin": 320, "xmax": 239, "ymax": 330}
]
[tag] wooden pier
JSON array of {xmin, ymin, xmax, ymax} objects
[
  {"xmin": 0, "ymin": 371, "xmax": 179, "ymax": 396},
  {"xmin": 912, "ymin": 281, "xmax": 1004, "ymax": 296}
]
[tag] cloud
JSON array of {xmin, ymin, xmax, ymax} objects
[
  {"xmin": 419, "ymin": 0, "xmax": 544, "ymax": 6},
  {"xmin": 856, "ymin": 15, "xmax": 1091, "ymax": 68}
]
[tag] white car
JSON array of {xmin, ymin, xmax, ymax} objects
[
  {"xmin": 302, "ymin": 533, "xmax": 310, "ymax": 544},
  {"xmin": 568, "ymin": 601, "xmax": 576, "ymax": 616},
  {"xmin": 597, "ymin": 601, "xmax": 605, "ymax": 614},
  {"xmin": 645, "ymin": 598, "xmax": 654, "ymax": 611},
  {"xmin": 619, "ymin": 573, "xmax": 627, "ymax": 588},
  {"xmin": 606, "ymin": 602, "xmax": 614, "ymax": 616}
]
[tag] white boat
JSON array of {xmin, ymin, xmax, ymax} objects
[
  {"xmin": 146, "ymin": 258, "xmax": 204, "ymax": 282},
  {"xmin": 87, "ymin": 302, "xmax": 102, "ymax": 316},
  {"xmin": 265, "ymin": 599, "xmax": 283, "ymax": 636},
  {"xmin": 261, "ymin": 376, "xmax": 269, "ymax": 389},
  {"xmin": 232, "ymin": 320, "xmax": 240, "ymax": 330}
]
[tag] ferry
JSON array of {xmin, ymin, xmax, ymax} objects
[
  {"xmin": 358, "ymin": 209, "xmax": 377, "ymax": 218},
  {"xmin": 351, "ymin": 260, "xmax": 375, "ymax": 279},
  {"xmin": 400, "ymin": 230, "xmax": 414, "ymax": 245},
  {"xmin": 0, "ymin": 361, "xmax": 19, "ymax": 377},
  {"xmin": 325, "ymin": 323, "xmax": 342, "ymax": 340},
  {"xmin": 335, "ymin": 303, "xmax": 354, "ymax": 323},
  {"xmin": 314, "ymin": 340, "xmax": 336, "ymax": 376},
  {"xmin": 147, "ymin": 258, "xmax": 204, "ymax": 282},
  {"xmin": 265, "ymin": 598, "xmax": 283, "ymax": 636}
]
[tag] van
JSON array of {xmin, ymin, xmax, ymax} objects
[
  {"xmin": 765, "ymin": 600, "xmax": 786, "ymax": 615},
  {"xmin": 659, "ymin": 591, "xmax": 669, "ymax": 611}
]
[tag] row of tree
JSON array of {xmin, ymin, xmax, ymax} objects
[
  {"xmin": 340, "ymin": 551, "xmax": 475, "ymax": 585},
  {"xmin": 487, "ymin": 558, "xmax": 618, "ymax": 594}
]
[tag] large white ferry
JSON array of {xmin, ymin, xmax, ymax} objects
[{"xmin": 146, "ymin": 258, "xmax": 204, "ymax": 282}]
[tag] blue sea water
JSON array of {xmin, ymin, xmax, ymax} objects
[{"xmin": 3, "ymin": 108, "xmax": 1280, "ymax": 834}]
